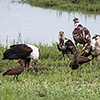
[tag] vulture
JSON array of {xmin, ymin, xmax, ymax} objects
[
  {"xmin": 70, "ymin": 49, "xmax": 91, "ymax": 70},
  {"xmin": 72, "ymin": 18, "xmax": 91, "ymax": 46},
  {"xmin": 81, "ymin": 34, "xmax": 100, "ymax": 65},
  {"xmin": 3, "ymin": 44, "xmax": 39, "ymax": 67},
  {"xmin": 57, "ymin": 31, "xmax": 76, "ymax": 59},
  {"xmin": 3, "ymin": 59, "xmax": 25, "ymax": 81}
]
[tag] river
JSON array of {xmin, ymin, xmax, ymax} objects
[{"xmin": 0, "ymin": 0, "xmax": 100, "ymax": 46}]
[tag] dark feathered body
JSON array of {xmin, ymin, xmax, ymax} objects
[
  {"xmin": 72, "ymin": 18, "xmax": 91, "ymax": 46},
  {"xmin": 73, "ymin": 27, "xmax": 86, "ymax": 45},
  {"xmin": 70, "ymin": 49, "xmax": 91, "ymax": 70},
  {"xmin": 3, "ymin": 44, "xmax": 39, "ymax": 67},
  {"xmin": 3, "ymin": 65, "xmax": 24, "ymax": 76},
  {"xmin": 77, "ymin": 56, "xmax": 91, "ymax": 64},
  {"xmin": 57, "ymin": 31, "xmax": 76, "ymax": 58},
  {"xmin": 3, "ymin": 44, "xmax": 32, "ymax": 60},
  {"xmin": 65, "ymin": 39, "xmax": 76, "ymax": 54}
]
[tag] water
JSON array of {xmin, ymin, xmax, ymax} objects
[{"xmin": 0, "ymin": 0, "xmax": 100, "ymax": 46}]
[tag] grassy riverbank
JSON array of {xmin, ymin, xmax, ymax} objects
[
  {"xmin": 0, "ymin": 43, "xmax": 100, "ymax": 100},
  {"xmin": 20, "ymin": 0, "xmax": 100, "ymax": 13}
]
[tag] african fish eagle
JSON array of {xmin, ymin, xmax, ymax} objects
[{"xmin": 3, "ymin": 44, "xmax": 39, "ymax": 67}]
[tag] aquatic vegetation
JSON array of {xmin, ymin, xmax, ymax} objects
[{"xmin": 20, "ymin": 0, "xmax": 100, "ymax": 13}]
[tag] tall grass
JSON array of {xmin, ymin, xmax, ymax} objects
[
  {"xmin": 20, "ymin": 0, "xmax": 100, "ymax": 13},
  {"xmin": 0, "ymin": 39, "xmax": 100, "ymax": 99}
]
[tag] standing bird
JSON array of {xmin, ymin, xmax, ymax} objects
[
  {"xmin": 2, "ymin": 44, "xmax": 39, "ymax": 67},
  {"xmin": 57, "ymin": 31, "xmax": 76, "ymax": 59},
  {"xmin": 3, "ymin": 59, "xmax": 25, "ymax": 81},
  {"xmin": 72, "ymin": 18, "xmax": 91, "ymax": 46},
  {"xmin": 70, "ymin": 49, "xmax": 91, "ymax": 70}
]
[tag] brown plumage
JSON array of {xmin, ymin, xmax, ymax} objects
[
  {"xmin": 81, "ymin": 34, "xmax": 100, "ymax": 65},
  {"xmin": 3, "ymin": 59, "xmax": 25, "ymax": 81},
  {"xmin": 72, "ymin": 18, "xmax": 91, "ymax": 46},
  {"xmin": 70, "ymin": 49, "xmax": 91, "ymax": 70},
  {"xmin": 81, "ymin": 43, "xmax": 92, "ymax": 56},
  {"xmin": 57, "ymin": 31, "xmax": 76, "ymax": 59}
]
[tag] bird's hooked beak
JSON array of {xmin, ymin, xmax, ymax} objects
[{"xmin": 60, "ymin": 33, "xmax": 63, "ymax": 37}]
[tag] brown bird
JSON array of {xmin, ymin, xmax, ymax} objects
[
  {"xmin": 57, "ymin": 31, "xmax": 76, "ymax": 59},
  {"xmin": 70, "ymin": 49, "xmax": 91, "ymax": 70},
  {"xmin": 3, "ymin": 59, "xmax": 25, "ymax": 81},
  {"xmin": 72, "ymin": 18, "xmax": 91, "ymax": 46}
]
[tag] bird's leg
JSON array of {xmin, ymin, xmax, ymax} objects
[
  {"xmin": 25, "ymin": 61, "xmax": 27, "ymax": 67},
  {"xmin": 62, "ymin": 52, "xmax": 65, "ymax": 60},
  {"xmin": 77, "ymin": 68, "xmax": 79, "ymax": 74},
  {"xmin": 71, "ymin": 71, "xmax": 73, "ymax": 76},
  {"xmin": 66, "ymin": 50, "xmax": 71, "ymax": 60},
  {"xmin": 28, "ymin": 58, "xmax": 31, "ymax": 66},
  {"xmin": 26, "ymin": 58, "xmax": 31, "ymax": 67},
  {"xmin": 67, "ymin": 53, "xmax": 71, "ymax": 59},
  {"xmin": 87, "ymin": 55, "xmax": 93, "ymax": 65},
  {"xmin": 16, "ymin": 75, "xmax": 18, "ymax": 82},
  {"xmin": 75, "ymin": 41, "xmax": 77, "ymax": 46},
  {"xmin": 63, "ymin": 53, "xmax": 65, "ymax": 59},
  {"xmin": 13, "ymin": 75, "xmax": 16, "ymax": 80},
  {"xmin": 77, "ymin": 66, "xmax": 82, "ymax": 74},
  {"xmin": 90, "ymin": 61, "xmax": 92, "ymax": 66}
]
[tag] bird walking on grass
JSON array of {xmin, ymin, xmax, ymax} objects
[
  {"xmin": 3, "ymin": 59, "xmax": 25, "ymax": 81},
  {"xmin": 57, "ymin": 31, "xmax": 76, "ymax": 59}
]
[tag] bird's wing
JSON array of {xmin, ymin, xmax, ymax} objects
[
  {"xmin": 3, "ymin": 44, "xmax": 32, "ymax": 60},
  {"xmin": 11, "ymin": 66, "xmax": 24, "ymax": 74},
  {"xmin": 78, "ymin": 56, "xmax": 91, "ymax": 64},
  {"xmin": 3, "ymin": 69, "xmax": 12, "ymax": 76},
  {"xmin": 3, "ymin": 66, "xmax": 24, "ymax": 76},
  {"xmin": 65, "ymin": 39, "xmax": 74, "ymax": 46}
]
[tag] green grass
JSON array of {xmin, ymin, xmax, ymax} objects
[
  {"xmin": 0, "ymin": 42, "xmax": 100, "ymax": 100},
  {"xmin": 20, "ymin": 0, "xmax": 100, "ymax": 13}
]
